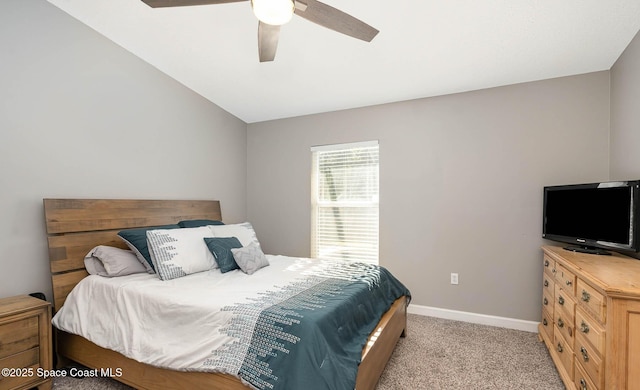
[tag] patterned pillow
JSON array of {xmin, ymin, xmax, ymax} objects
[
  {"xmin": 146, "ymin": 226, "xmax": 216, "ymax": 281},
  {"xmin": 231, "ymin": 244, "xmax": 270, "ymax": 275},
  {"xmin": 204, "ymin": 237, "xmax": 243, "ymax": 273},
  {"xmin": 208, "ymin": 222, "xmax": 261, "ymax": 247}
]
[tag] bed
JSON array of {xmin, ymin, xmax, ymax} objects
[{"xmin": 44, "ymin": 198, "xmax": 409, "ymax": 390}]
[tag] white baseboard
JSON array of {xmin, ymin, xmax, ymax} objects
[{"xmin": 407, "ymin": 304, "xmax": 540, "ymax": 333}]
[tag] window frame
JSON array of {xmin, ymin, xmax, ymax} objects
[{"xmin": 310, "ymin": 140, "xmax": 379, "ymax": 264}]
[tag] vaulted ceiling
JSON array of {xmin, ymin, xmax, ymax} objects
[{"xmin": 48, "ymin": 0, "xmax": 640, "ymax": 123}]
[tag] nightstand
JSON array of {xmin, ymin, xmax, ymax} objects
[{"xmin": 0, "ymin": 295, "xmax": 52, "ymax": 390}]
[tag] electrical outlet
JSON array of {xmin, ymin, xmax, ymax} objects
[{"xmin": 450, "ymin": 273, "xmax": 459, "ymax": 285}]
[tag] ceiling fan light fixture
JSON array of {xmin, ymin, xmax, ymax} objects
[{"xmin": 251, "ymin": 0, "xmax": 295, "ymax": 26}]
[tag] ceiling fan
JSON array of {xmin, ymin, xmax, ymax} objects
[{"xmin": 140, "ymin": 0, "xmax": 379, "ymax": 62}]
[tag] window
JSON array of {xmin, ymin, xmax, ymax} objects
[{"xmin": 311, "ymin": 141, "xmax": 379, "ymax": 264}]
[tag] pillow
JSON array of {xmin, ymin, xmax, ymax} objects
[
  {"xmin": 231, "ymin": 244, "xmax": 270, "ymax": 275},
  {"xmin": 84, "ymin": 245, "xmax": 147, "ymax": 277},
  {"xmin": 178, "ymin": 219, "xmax": 225, "ymax": 228},
  {"xmin": 146, "ymin": 226, "xmax": 216, "ymax": 281},
  {"xmin": 118, "ymin": 224, "xmax": 180, "ymax": 273},
  {"xmin": 203, "ymin": 237, "xmax": 243, "ymax": 273},
  {"xmin": 208, "ymin": 222, "xmax": 260, "ymax": 247}
]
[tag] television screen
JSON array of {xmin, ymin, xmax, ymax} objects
[{"xmin": 543, "ymin": 181, "xmax": 639, "ymax": 253}]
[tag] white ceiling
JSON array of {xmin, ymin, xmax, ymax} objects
[{"xmin": 48, "ymin": 0, "xmax": 640, "ymax": 123}]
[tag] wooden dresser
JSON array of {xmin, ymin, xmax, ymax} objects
[
  {"xmin": 0, "ymin": 295, "xmax": 52, "ymax": 390},
  {"xmin": 539, "ymin": 245, "xmax": 640, "ymax": 390}
]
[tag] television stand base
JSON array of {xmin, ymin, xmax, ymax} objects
[{"xmin": 563, "ymin": 245, "xmax": 612, "ymax": 255}]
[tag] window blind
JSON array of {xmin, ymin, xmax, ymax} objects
[{"xmin": 311, "ymin": 141, "xmax": 379, "ymax": 264}]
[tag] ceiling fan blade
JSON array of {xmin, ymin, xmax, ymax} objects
[
  {"xmin": 258, "ymin": 22, "xmax": 280, "ymax": 62},
  {"xmin": 141, "ymin": 0, "xmax": 247, "ymax": 8},
  {"xmin": 294, "ymin": 0, "xmax": 378, "ymax": 42}
]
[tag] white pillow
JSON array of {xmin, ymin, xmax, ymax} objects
[
  {"xmin": 84, "ymin": 245, "xmax": 147, "ymax": 277},
  {"xmin": 146, "ymin": 226, "xmax": 216, "ymax": 281},
  {"xmin": 208, "ymin": 222, "xmax": 261, "ymax": 247}
]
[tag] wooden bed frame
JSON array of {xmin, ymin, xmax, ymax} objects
[{"xmin": 44, "ymin": 198, "xmax": 408, "ymax": 390}]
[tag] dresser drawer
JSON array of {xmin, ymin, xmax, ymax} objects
[
  {"xmin": 554, "ymin": 283, "xmax": 575, "ymax": 321},
  {"xmin": 575, "ymin": 333, "xmax": 604, "ymax": 389},
  {"xmin": 576, "ymin": 307, "xmax": 605, "ymax": 355},
  {"xmin": 0, "ymin": 347, "xmax": 39, "ymax": 371},
  {"xmin": 0, "ymin": 348, "xmax": 40, "ymax": 389},
  {"xmin": 543, "ymin": 285, "xmax": 554, "ymax": 314},
  {"xmin": 543, "ymin": 255, "xmax": 555, "ymax": 274},
  {"xmin": 575, "ymin": 361, "xmax": 599, "ymax": 390},
  {"xmin": 555, "ymin": 262, "xmax": 577, "ymax": 296},
  {"xmin": 543, "ymin": 272, "xmax": 555, "ymax": 296},
  {"xmin": 541, "ymin": 306, "xmax": 554, "ymax": 342},
  {"xmin": 554, "ymin": 328, "xmax": 574, "ymax": 380},
  {"xmin": 555, "ymin": 309, "xmax": 574, "ymax": 347},
  {"xmin": 577, "ymin": 279, "xmax": 606, "ymax": 323},
  {"xmin": 0, "ymin": 316, "xmax": 39, "ymax": 359}
]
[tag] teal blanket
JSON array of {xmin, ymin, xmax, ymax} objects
[{"xmin": 211, "ymin": 261, "xmax": 410, "ymax": 390}]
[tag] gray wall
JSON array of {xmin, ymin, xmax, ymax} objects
[
  {"xmin": 247, "ymin": 72, "xmax": 611, "ymax": 321},
  {"xmin": 0, "ymin": 0, "xmax": 247, "ymax": 300},
  {"xmin": 611, "ymin": 30, "xmax": 640, "ymax": 180}
]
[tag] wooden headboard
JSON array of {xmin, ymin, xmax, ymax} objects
[{"xmin": 44, "ymin": 199, "xmax": 222, "ymax": 312}]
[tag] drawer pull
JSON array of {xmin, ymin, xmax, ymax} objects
[
  {"xmin": 558, "ymin": 296, "xmax": 565, "ymax": 305},
  {"xmin": 581, "ymin": 290, "xmax": 591, "ymax": 302},
  {"xmin": 566, "ymin": 280, "xmax": 572, "ymax": 286},
  {"xmin": 545, "ymin": 259, "xmax": 550, "ymax": 267},
  {"xmin": 543, "ymin": 318, "xmax": 548, "ymax": 326},
  {"xmin": 543, "ymin": 297, "xmax": 548, "ymax": 306},
  {"xmin": 580, "ymin": 321, "xmax": 590, "ymax": 334},
  {"xmin": 580, "ymin": 346, "xmax": 589, "ymax": 362},
  {"xmin": 557, "ymin": 343, "xmax": 563, "ymax": 353},
  {"xmin": 557, "ymin": 318, "xmax": 564, "ymax": 328},
  {"xmin": 552, "ymin": 268, "xmax": 557, "ymax": 274},
  {"xmin": 544, "ymin": 280, "xmax": 549, "ymax": 287},
  {"xmin": 580, "ymin": 378, "xmax": 588, "ymax": 390}
]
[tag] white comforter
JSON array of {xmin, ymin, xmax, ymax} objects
[
  {"xmin": 52, "ymin": 255, "xmax": 320, "ymax": 371},
  {"xmin": 53, "ymin": 255, "xmax": 410, "ymax": 390}
]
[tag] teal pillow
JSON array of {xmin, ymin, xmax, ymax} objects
[
  {"xmin": 178, "ymin": 219, "xmax": 225, "ymax": 228},
  {"xmin": 118, "ymin": 225, "xmax": 180, "ymax": 272},
  {"xmin": 204, "ymin": 237, "xmax": 243, "ymax": 273}
]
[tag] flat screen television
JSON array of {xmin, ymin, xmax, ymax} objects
[{"xmin": 542, "ymin": 180, "xmax": 640, "ymax": 255}]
